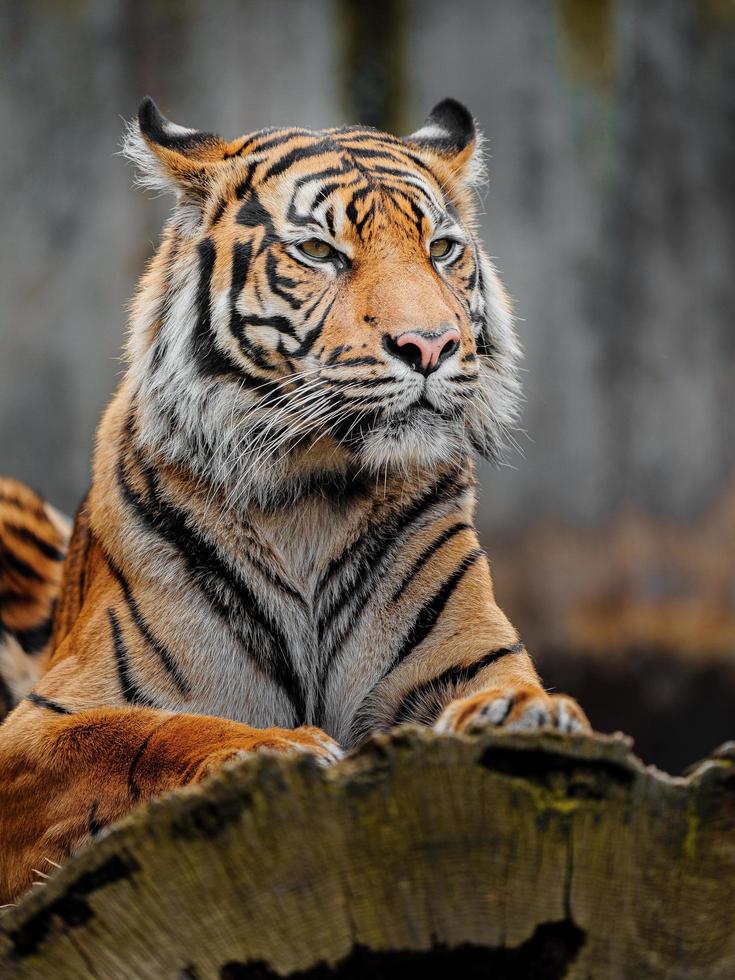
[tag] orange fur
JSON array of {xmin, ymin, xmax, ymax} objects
[{"xmin": 0, "ymin": 99, "xmax": 588, "ymax": 903}]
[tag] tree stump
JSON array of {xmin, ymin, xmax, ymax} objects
[{"xmin": 1, "ymin": 728, "xmax": 734, "ymax": 979}]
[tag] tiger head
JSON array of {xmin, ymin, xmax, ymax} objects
[{"xmin": 124, "ymin": 97, "xmax": 520, "ymax": 504}]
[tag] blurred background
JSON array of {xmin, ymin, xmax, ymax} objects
[{"xmin": 1, "ymin": 0, "xmax": 733, "ymax": 772}]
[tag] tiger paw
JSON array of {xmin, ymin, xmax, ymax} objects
[
  {"xmin": 192, "ymin": 725, "xmax": 344, "ymax": 781},
  {"xmin": 435, "ymin": 684, "xmax": 591, "ymax": 736}
]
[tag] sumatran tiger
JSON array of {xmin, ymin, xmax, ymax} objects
[{"xmin": 0, "ymin": 96, "xmax": 590, "ymax": 903}]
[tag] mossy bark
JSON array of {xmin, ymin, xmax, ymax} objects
[{"xmin": 1, "ymin": 729, "xmax": 734, "ymax": 979}]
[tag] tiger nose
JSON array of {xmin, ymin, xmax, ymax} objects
[{"xmin": 385, "ymin": 327, "xmax": 461, "ymax": 376}]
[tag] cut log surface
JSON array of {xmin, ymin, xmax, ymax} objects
[{"xmin": 1, "ymin": 728, "xmax": 734, "ymax": 979}]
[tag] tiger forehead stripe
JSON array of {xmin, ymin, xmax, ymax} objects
[{"xmin": 228, "ymin": 128, "xmax": 447, "ymax": 218}]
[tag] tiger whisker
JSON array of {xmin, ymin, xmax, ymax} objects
[{"xmin": 221, "ymin": 384, "xmax": 368, "ymax": 512}]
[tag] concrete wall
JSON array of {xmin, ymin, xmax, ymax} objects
[{"xmin": 1, "ymin": 0, "xmax": 732, "ymax": 527}]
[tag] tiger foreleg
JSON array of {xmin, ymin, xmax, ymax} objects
[
  {"xmin": 429, "ymin": 630, "xmax": 591, "ymax": 736},
  {"xmin": 372, "ymin": 536, "xmax": 591, "ymax": 739},
  {"xmin": 0, "ymin": 699, "xmax": 341, "ymax": 903},
  {"xmin": 435, "ymin": 682, "xmax": 590, "ymax": 735}
]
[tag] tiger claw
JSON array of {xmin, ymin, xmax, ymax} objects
[{"xmin": 436, "ymin": 685, "xmax": 591, "ymax": 736}]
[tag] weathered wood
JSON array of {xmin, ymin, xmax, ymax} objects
[{"xmin": 1, "ymin": 728, "xmax": 734, "ymax": 979}]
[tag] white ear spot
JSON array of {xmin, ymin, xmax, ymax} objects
[
  {"xmin": 410, "ymin": 123, "xmax": 452, "ymax": 143},
  {"xmin": 161, "ymin": 120, "xmax": 197, "ymax": 138},
  {"xmin": 121, "ymin": 97, "xmax": 222, "ymax": 200},
  {"xmin": 407, "ymin": 98, "xmax": 486, "ymax": 189}
]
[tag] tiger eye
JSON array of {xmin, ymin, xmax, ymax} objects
[
  {"xmin": 430, "ymin": 238, "xmax": 453, "ymax": 259},
  {"xmin": 299, "ymin": 238, "xmax": 334, "ymax": 260}
]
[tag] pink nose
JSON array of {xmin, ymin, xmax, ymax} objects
[{"xmin": 391, "ymin": 327, "xmax": 461, "ymax": 375}]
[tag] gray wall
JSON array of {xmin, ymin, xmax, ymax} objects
[{"xmin": 1, "ymin": 0, "xmax": 733, "ymax": 532}]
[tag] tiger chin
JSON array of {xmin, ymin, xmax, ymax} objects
[{"xmin": 0, "ymin": 96, "xmax": 590, "ymax": 903}]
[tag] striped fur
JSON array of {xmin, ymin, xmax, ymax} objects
[
  {"xmin": 0, "ymin": 98, "xmax": 588, "ymax": 902},
  {"xmin": 0, "ymin": 478, "xmax": 70, "ymax": 718}
]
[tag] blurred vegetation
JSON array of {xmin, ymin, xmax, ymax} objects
[{"xmin": 337, "ymin": 0, "xmax": 408, "ymax": 132}]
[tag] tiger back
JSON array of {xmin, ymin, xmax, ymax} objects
[{"xmin": 0, "ymin": 477, "xmax": 70, "ymax": 719}]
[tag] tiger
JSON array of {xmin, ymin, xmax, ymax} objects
[{"xmin": 0, "ymin": 96, "xmax": 590, "ymax": 903}]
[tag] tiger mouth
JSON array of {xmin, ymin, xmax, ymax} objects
[{"xmin": 385, "ymin": 397, "xmax": 457, "ymax": 427}]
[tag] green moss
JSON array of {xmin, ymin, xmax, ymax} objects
[{"xmin": 683, "ymin": 807, "xmax": 700, "ymax": 860}]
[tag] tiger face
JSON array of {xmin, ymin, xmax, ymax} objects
[{"xmin": 125, "ymin": 98, "xmax": 520, "ymax": 504}]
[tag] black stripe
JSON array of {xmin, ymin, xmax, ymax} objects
[
  {"xmin": 323, "ymin": 375, "xmax": 397, "ymax": 390},
  {"xmin": 309, "ymin": 177, "xmax": 363, "ymax": 214},
  {"xmin": 366, "ymin": 163, "xmax": 435, "ymax": 189},
  {"xmin": 330, "ymin": 356, "xmax": 383, "ymax": 368},
  {"xmin": 4, "ymin": 524, "xmax": 65, "ymax": 562},
  {"xmin": 256, "ymin": 467, "xmax": 370, "ymax": 512},
  {"xmin": 0, "ymin": 489, "xmax": 45, "ymax": 516},
  {"xmin": 0, "ymin": 589, "xmax": 36, "ymax": 605},
  {"xmin": 288, "ymin": 283, "xmax": 320, "ymax": 324},
  {"xmin": 318, "ymin": 479, "xmax": 467, "ymax": 643},
  {"xmin": 261, "ymin": 140, "xmax": 334, "ymax": 182},
  {"xmin": 249, "ymin": 129, "xmax": 313, "ymax": 154},
  {"xmin": 344, "ymin": 187, "xmax": 371, "ymax": 229},
  {"xmin": 26, "ymin": 691, "xmax": 71, "ymax": 715},
  {"xmin": 190, "ymin": 238, "xmax": 244, "ymax": 381},
  {"xmin": 391, "ymin": 522, "xmax": 472, "ymax": 603},
  {"xmin": 291, "ymin": 295, "xmax": 337, "ymax": 357},
  {"xmin": 291, "ymin": 162, "xmax": 347, "ymax": 195},
  {"xmin": 88, "ymin": 801, "xmax": 102, "ymax": 839},
  {"xmin": 308, "ymin": 177, "xmax": 358, "ymax": 213},
  {"xmin": 265, "ymin": 252, "xmax": 304, "ymax": 310},
  {"xmin": 238, "ymin": 545, "xmax": 307, "ymax": 607},
  {"xmin": 314, "ymin": 470, "xmax": 467, "ymax": 721},
  {"xmin": 236, "ymin": 192, "xmax": 276, "ymax": 252},
  {"xmin": 325, "ymin": 345, "xmax": 347, "ymax": 366},
  {"xmin": 1, "ymin": 548, "xmax": 45, "ymax": 583},
  {"xmin": 223, "ymin": 138, "xmax": 250, "ymax": 159},
  {"xmin": 0, "ymin": 667, "xmax": 13, "ymax": 717},
  {"xmin": 208, "ymin": 194, "xmax": 230, "ymax": 226},
  {"xmin": 336, "ymin": 128, "xmax": 407, "ymax": 145},
  {"xmin": 116, "ymin": 451, "xmax": 306, "ymax": 722},
  {"xmin": 474, "ymin": 262, "xmax": 496, "ymax": 359},
  {"xmin": 392, "ymin": 643, "xmax": 526, "ymax": 725},
  {"xmin": 318, "ymin": 468, "xmax": 464, "ymax": 596},
  {"xmin": 12, "ymin": 609, "xmax": 54, "ymax": 654},
  {"xmin": 127, "ymin": 716, "xmax": 178, "ymax": 801},
  {"xmin": 191, "ymin": 238, "xmax": 231, "ymax": 371},
  {"xmin": 339, "ymin": 133, "xmax": 441, "ymax": 173},
  {"xmin": 285, "ymin": 169, "xmax": 351, "ymax": 229},
  {"xmin": 234, "ymin": 162, "xmax": 257, "ymax": 199},
  {"xmin": 386, "ymin": 549, "xmax": 485, "ymax": 674},
  {"xmin": 332, "ymin": 391, "xmax": 402, "ymax": 408},
  {"xmin": 105, "ymin": 555, "xmax": 189, "ymax": 695},
  {"xmin": 108, "ymin": 608, "xmax": 156, "ymax": 707},
  {"xmin": 230, "ymin": 240, "xmax": 253, "ymax": 301},
  {"xmin": 233, "ymin": 311, "xmax": 298, "ymax": 342},
  {"xmin": 349, "ymin": 144, "xmax": 437, "ymax": 178},
  {"xmin": 231, "ymin": 331, "xmax": 275, "ymax": 372},
  {"xmin": 408, "ymin": 196, "xmax": 425, "ymax": 236}
]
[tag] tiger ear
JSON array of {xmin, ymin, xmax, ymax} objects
[
  {"xmin": 405, "ymin": 98, "xmax": 485, "ymax": 190},
  {"xmin": 123, "ymin": 97, "xmax": 233, "ymax": 200}
]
